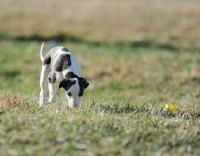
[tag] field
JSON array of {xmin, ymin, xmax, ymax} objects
[{"xmin": 0, "ymin": 0, "xmax": 200, "ymax": 155}]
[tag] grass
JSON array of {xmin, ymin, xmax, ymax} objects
[
  {"xmin": 0, "ymin": 0, "xmax": 200, "ymax": 155},
  {"xmin": 0, "ymin": 92, "xmax": 199, "ymax": 155},
  {"xmin": 0, "ymin": 41, "xmax": 199, "ymax": 156}
]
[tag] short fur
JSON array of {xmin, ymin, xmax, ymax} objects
[{"xmin": 39, "ymin": 42, "xmax": 89, "ymax": 107}]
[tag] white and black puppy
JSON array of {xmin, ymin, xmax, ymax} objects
[{"xmin": 39, "ymin": 43, "xmax": 89, "ymax": 108}]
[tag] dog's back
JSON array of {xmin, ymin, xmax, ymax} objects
[{"xmin": 40, "ymin": 44, "xmax": 81, "ymax": 77}]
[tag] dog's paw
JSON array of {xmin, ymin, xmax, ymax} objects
[
  {"xmin": 39, "ymin": 102, "xmax": 45, "ymax": 107},
  {"xmin": 39, "ymin": 98, "xmax": 46, "ymax": 107},
  {"xmin": 48, "ymin": 96, "xmax": 57, "ymax": 103},
  {"xmin": 39, "ymin": 101, "xmax": 46, "ymax": 107}
]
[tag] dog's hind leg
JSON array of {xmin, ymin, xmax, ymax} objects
[
  {"xmin": 47, "ymin": 71, "xmax": 57, "ymax": 103},
  {"xmin": 39, "ymin": 65, "xmax": 50, "ymax": 106}
]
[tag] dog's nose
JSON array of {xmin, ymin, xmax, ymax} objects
[
  {"xmin": 74, "ymin": 103, "xmax": 79, "ymax": 107},
  {"xmin": 68, "ymin": 103, "xmax": 78, "ymax": 108},
  {"xmin": 68, "ymin": 102, "xmax": 79, "ymax": 108}
]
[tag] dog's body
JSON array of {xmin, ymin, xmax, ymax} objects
[{"xmin": 39, "ymin": 43, "xmax": 89, "ymax": 107}]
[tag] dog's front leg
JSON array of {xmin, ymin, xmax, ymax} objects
[{"xmin": 48, "ymin": 82, "xmax": 57, "ymax": 103}]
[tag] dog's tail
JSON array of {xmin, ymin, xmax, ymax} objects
[{"xmin": 40, "ymin": 42, "xmax": 45, "ymax": 62}]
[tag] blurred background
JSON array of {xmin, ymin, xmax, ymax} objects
[{"xmin": 0, "ymin": 0, "xmax": 200, "ymax": 48}]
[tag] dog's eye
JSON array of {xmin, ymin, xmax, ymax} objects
[{"xmin": 68, "ymin": 92, "xmax": 72, "ymax": 96}]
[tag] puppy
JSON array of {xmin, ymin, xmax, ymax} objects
[{"xmin": 39, "ymin": 43, "xmax": 89, "ymax": 107}]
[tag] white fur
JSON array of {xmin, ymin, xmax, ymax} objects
[{"xmin": 39, "ymin": 43, "xmax": 82, "ymax": 108}]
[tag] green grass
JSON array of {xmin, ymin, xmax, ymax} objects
[
  {"xmin": 0, "ymin": 41, "xmax": 200, "ymax": 156},
  {"xmin": 0, "ymin": 94, "xmax": 199, "ymax": 156},
  {"xmin": 0, "ymin": 0, "xmax": 200, "ymax": 155}
]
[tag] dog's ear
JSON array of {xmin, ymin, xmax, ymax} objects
[
  {"xmin": 58, "ymin": 79, "xmax": 71, "ymax": 90},
  {"xmin": 79, "ymin": 77, "xmax": 89, "ymax": 89},
  {"xmin": 59, "ymin": 79, "xmax": 76, "ymax": 91}
]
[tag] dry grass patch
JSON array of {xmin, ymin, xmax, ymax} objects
[{"xmin": 0, "ymin": 93, "xmax": 27, "ymax": 108}]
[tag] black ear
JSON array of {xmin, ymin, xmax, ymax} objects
[
  {"xmin": 58, "ymin": 79, "xmax": 70, "ymax": 90},
  {"xmin": 79, "ymin": 77, "xmax": 89, "ymax": 89}
]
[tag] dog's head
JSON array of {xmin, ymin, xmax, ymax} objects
[{"xmin": 58, "ymin": 72, "xmax": 89, "ymax": 108}]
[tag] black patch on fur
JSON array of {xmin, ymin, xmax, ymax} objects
[
  {"xmin": 55, "ymin": 54, "xmax": 71, "ymax": 72},
  {"xmin": 65, "ymin": 72, "xmax": 79, "ymax": 79},
  {"xmin": 43, "ymin": 46, "xmax": 63, "ymax": 65},
  {"xmin": 79, "ymin": 77, "xmax": 89, "ymax": 96},
  {"xmin": 79, "ymin": 77, "xmax": 89, "ymax": 89},
  {"xmin": 43, "ymin": 53, "xmax": 51, "ymax": 65},
  {"xmin": 59, "ymin": 79, "xmax": 76, "ymax": 91},
  {"xmin": 48, "ymin": 72, "xmax": 56, "ymax": 83},
  {"xmin": 78, "ymin": 81, "xmax": 84, "ymax": 96},
  {"xmin": 61, "ymin": 47, "xmax": 69, "ymax": 52}
]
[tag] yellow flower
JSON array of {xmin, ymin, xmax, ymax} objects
[{"xmin": 164, "ymin": 103, "xmax": 178, "ymax": 111}]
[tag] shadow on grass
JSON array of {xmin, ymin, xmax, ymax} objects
[
  {"xmin": 0, "ymin": 70, "xmax": 21, "ymax": 78},
  {"xmin": 0, "ymin": 33, "xmax": 182, "ymax": 51},
  {"xmin": 5, "ymin": 33, "xmax": 83, "ymax": 43},
  {"xmin": 99, "ymin": 102, "xmax": 200, "ymax": 118},
  {"xmin": 100, "ymin": 102, "xmax": 152, "ymax": 114},
  {"xmin": 100, "ymin": 103, "xmax": 137, "ymax": 114}
]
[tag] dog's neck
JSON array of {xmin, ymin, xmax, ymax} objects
[{"xmin": 65, "ymin": 72, "xmax": 80, "ymax": 79}]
